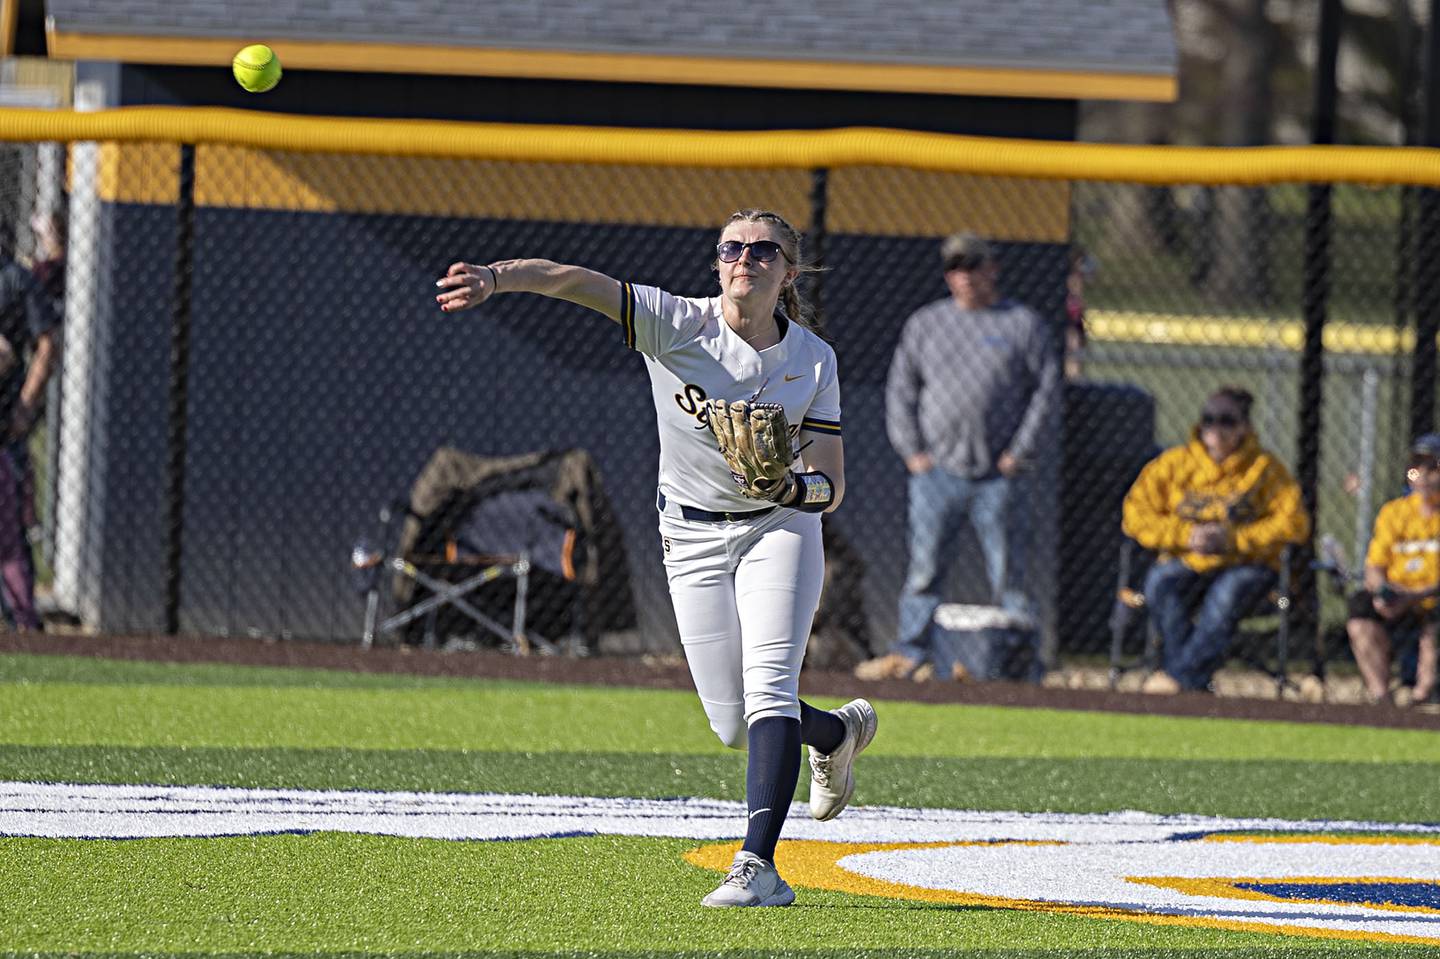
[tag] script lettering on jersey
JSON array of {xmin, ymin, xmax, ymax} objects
[{"xmin": 675, "ymin": 383, "xmax": 711, "ymax": 430}]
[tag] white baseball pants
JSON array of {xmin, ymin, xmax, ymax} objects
[{"xmin": 659, "ymin": 507, "xmax": 825, "ymax": 749}]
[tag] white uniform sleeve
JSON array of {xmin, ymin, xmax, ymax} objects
[
  {"xmin": 800, "ymin": 344, "xmax": 842, "ymax": 438},
  {"xmin": 620, "ymin": 283, "xmax": 707, "ymax": 358}
]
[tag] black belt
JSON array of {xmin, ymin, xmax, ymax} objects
[{"xmin": 658, "ymin": 491, "xmax": 776, "ymax": 523}]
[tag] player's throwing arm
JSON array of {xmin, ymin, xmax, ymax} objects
[{"xmin": 436, "ymin": 258, "xmax": 624, "ymax": 320}]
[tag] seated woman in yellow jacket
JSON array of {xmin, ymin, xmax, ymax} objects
[
  {"xmin": 1122, "ymin": 387, "xmax": 1311, "ymax": 693},
  {"xmin": 1346, "ymin": 434, "xmax": 1440, "ymax": 706}
]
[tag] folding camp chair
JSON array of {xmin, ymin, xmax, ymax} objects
[
  {"xmin": 352, "ymin": 501, "xmax": 556, "ymax": 653},
  {"xmin": 1108, "ymin": 538, "xmax": 1295, "ymax": 695},
  {"xmin": 352, "ymin": 481, "xmax": 581, "ymax": 654}
]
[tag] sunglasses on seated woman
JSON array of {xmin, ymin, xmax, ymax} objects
[
  {"xmin": 1199, "ymin": 411, "xmax": 1243, "ymax": 428},
  {"xmin": 716, "ymin": 240, "xmax": 786, "ymax": 263}
]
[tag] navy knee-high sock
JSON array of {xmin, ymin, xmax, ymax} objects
[
  {"xmin": 741, "ymin": 716, "xmax": 802, "ymax": 863},
  {"xmin": 799, "ymin": 700, "xmax": 845, "ymax": 755}
]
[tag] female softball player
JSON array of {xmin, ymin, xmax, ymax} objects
[{"xmin": 435, "ymin": 209, "xmax": 876, "ymax": 908}]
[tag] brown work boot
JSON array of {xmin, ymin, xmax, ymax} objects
[
  {"xmin": 1140, "ymin": 671, "xmax": 1182, "ymax": 695},
  {"xmin": 911, "ymin": 662, "xmax": 969, "ymax": 683},
  {"xmin": 854, "ymin": 652, "xmax": 920, "ymax": 681}
]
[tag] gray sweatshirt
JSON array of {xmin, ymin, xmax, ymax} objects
[{"xmin": 886, "ymin": 297, "xmax": 1060, "ymax": 479}]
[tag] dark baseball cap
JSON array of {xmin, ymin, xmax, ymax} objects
[
  {"xmin": 940, "ymin": 232, "xmax": 993, "ymax": 272},
  {"xmin": 1411, "ymin": 433, "xmax": 1440, "ymax": 460}
]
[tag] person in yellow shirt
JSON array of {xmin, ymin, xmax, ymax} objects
[
  {"xmin": 1346, "ymin": 434, "xmax": 1440, "ymax": 706},
  {"xmin": 1122, "ymin": 387, "xmax": 1311, "ymax": 693}
]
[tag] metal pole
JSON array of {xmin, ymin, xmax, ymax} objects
[
  {"xmin": 1412, "ymin": 0, "xmax": 1440, "ymax": 440},
  {"xmin": 1297, "ymin": 0, "xmax": 1342, "ymax": 675},
  {"xmin": 1355, "ymin": 367, "xmax": 1379, "ymax": 573},
  {"xmin": 1394, "ymin": 185, "xmax": 1417, "ymax": 478},
  {"xmin": 163, "ymin": 143, "xmax": 196, "ymax": 636},
  {"xmin": 808, "ymin": 167, "xmax": 829, "ymax": 333}
]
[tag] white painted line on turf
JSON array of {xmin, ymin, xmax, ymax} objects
[
  {"xmin": 1, "ymin": 782, "xmax": 1437, "ymax": 944},
  {"xmin": 1, "ymin": 780, "xmax": 1433, "ymax": 843}
]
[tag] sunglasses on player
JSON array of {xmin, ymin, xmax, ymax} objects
[
  {"xmin": 716, "ymin": 240, "xmax": 786, "ymax": 264},
  {"xmin": 1199, "ymin": 411, "xmax": 1243, "ymax": 429}
]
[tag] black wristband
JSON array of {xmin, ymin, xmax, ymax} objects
[
  {"xmin": 483, "ymin": 264, "xmax": 501, "ymax": 292},
  {"xmin": 786, "ymin": 470, "xmax": 834, "ymax": 513}
]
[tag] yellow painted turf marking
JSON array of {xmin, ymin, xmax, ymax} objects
[{"xmin": 685, "ymin": 839, "xmax": 1440, "ymax": 947}]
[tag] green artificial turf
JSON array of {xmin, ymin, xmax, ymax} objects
[
  {"xmin": 1, "ymin": 744, "xmax": 1436, "ymax": 823},
  {"xmin": 2, "ymin": 655, "xmax": 1434, "ymax": 765},
  {"xmin": 0, "ymin": 834, "xmax": 1407, "ymax": 956},
  {"xmin": 0, "ymin": 652, "xmax": 1436, "ymax": 958}
]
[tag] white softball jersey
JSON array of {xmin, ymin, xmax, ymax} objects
[
  {"xmin": 620, "ymin": 282, "xmax": 842, "ymax": 514},
  {"xmin": 620, "ymin": 282, "xmax": 842, "ymax": 738}
]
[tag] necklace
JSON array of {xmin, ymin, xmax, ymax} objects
[{"xmin": 734, "ymin": 321, "xmax": 777, "ymax": 344}]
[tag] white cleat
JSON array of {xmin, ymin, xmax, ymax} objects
[
  {"xmin": 808, "ymin": 697, "xmax": 878, "ymax": 822},
  {"xmin": 701, "ymin": 850, "xmax": 795, "ymax": 907}
]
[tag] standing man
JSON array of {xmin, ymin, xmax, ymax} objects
[{"xmin": 857, "ymin": 233, "xmax": 1060, "ymax": 682}]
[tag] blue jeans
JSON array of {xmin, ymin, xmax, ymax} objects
[
  {"xmin": 1142, "ymin": 560, "xmax": 1277, "ymax": 691},
  {"xmin": 894, "ymin": 467, "xmax": 1032, "ymax": 668}
]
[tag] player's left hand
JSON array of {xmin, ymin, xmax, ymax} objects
[
  {"xmin": 997, "ymin": 451, "xmax": 1021, "ymax": 477},
  {"xmin": 435, "ymin": 262, "xmax": 498, "ymax": 312},
  {"xmin": 706, "ymin": 399, "xmax": 796, "ymax": 500}
]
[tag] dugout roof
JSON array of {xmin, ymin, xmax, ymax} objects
[{"xmin": 42, "ymin": 0, "xmax": 1178, "ymax": 102}]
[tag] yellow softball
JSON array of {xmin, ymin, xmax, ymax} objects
[{"xmin": 232, "ymin": 44, "xmax": 282, "ymax": 93}]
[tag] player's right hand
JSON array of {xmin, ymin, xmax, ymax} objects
[{"xmin": 435, "ymin": 261, "xmax": 496, "ymax": 312}]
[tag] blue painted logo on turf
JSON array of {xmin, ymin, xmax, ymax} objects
[{"xmin": 1236, "ymin": 880, "xmax": 1440, "ymax": 911}]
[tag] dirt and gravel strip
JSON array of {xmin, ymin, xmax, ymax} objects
[{"xmin": 1, "ymin": 631, "xmax": 1436, "ymax": 731}]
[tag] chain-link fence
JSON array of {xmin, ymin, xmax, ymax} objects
[{"xmin": 0, "ymin": 108, "xmax": 1435, "ymax": 688}]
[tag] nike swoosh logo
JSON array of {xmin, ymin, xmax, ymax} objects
[
  {"xmin": 784, "ymin": 374, "xmax": 804, "ymax": 382},
  {"xmin": 749, "ymin": 807, "xmax": 770, "ymax": 820}
]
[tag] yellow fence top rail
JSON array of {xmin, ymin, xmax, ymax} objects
[
  {"xmin": 3, "ymin": 106, "xmax": 1440, "ymax": 186},
  {"xmin": 1089, "ymin": 310, "xmax": 1426, "ymax": 356}
]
